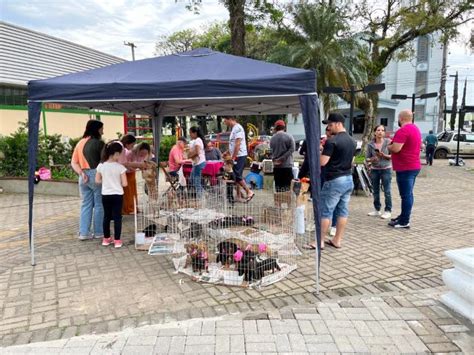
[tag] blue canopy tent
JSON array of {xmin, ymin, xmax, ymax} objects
[{"xmin": 27, "ymin": 48, "xmax": 322, "ymax": 286}]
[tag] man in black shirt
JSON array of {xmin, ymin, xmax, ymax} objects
[{"xmin": 308, "ymin": 112, "xmax": 356, "ymax": 250}]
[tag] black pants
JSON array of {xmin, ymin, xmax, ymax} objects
[
  {"xmin": 426, "ymin": 145, "xmax": 435, "ymax": 165},
  {"xmin": 274, "ymin": 167, "xmax": 294, "ymax": 191},
  {"xmin": 102, "ymin": 195, "xmax": 123, "ymax": 240}
]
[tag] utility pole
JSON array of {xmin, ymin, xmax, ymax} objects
[
  {"xmin": 124, "ymin": 41, "xmax": 137, "ymax": 61},
  {"xmin": 437, "ymin": 39, "xmax": 448, "ymax": 132},
  {"xmin": 459, "ymin": 78, "xmax": 467, "ymax": 132},
  {"xmin": 449, "ymin": 72, "xmax": 458, "ymax": 130}
]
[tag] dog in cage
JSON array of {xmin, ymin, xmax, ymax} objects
[
  {"xmin": 235, "ymin": 244, "xmax": 280, "ymax": 283},
  {"xmin": 216, "ymin": 241, "xmax": 239, "ymax": 268},
  {"xmin": 185, "ymin": 242, "xmax": 209, "ymax": 274}
]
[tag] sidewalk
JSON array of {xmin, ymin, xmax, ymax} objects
[
  {"xmin": 0, "ymin": 161, "xmax": 473, "ymax": 353},
  {"xmin": 1, "ymin": 289, "xmax": 472, "ymax": 354}
]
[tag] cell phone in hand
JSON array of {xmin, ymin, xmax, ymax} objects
[{"xmin": 374, "ymin": 149, "xmax": 380, "ymax": 153}]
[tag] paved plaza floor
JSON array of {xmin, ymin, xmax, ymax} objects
[{"xmin": 0, "ymin": 161, "xmax": 473, "ymax": 353}]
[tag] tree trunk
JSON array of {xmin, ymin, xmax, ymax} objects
[{"xmin": 227, "ymin": 0, "xmax": 246, "ymax": 56}]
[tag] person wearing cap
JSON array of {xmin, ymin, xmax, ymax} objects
[
  {"xmin": 270, "ymin": 119, "xmax": 295, "ymax": 191},
  {"xmin": 223, "ymin": 117, "xmax": 255, "ymax": 202},
  {"xmin": 306, "ymin": 112, "xmax": 356, "ymax": 250},
  {"xmin": 168, "ymin": 137, "xmax": 187, "ymax": 176}
]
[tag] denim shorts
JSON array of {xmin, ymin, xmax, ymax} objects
[
  {"xmin": 320, "ymin": 175, "xmax": 354, "ymax": 219},
  {"xmin": 233, "ymin": 156, "xmax": 247, "ymax": 182}
]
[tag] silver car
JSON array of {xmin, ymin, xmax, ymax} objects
[{"xmin": 435, "ymin": 130, "xmax": 474, "ymax": 159}]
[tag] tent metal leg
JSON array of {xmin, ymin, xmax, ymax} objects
[{"xmin": 31, "ymin": 207, "xmax": 36, "ymax": 266}]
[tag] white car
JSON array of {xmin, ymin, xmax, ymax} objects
[{"xmin": 435, "ymin": 131, "xmax": 474, "ymax": 159}]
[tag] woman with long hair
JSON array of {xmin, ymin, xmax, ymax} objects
[
  {"xmin": 71, "ymin": 120, "xmax": 105, "ymax": 240},
  {"xmin": 366, "ymin": 125, "xmax": 392, "ymax": 219},
  {"xmin": 188, "ymin": 126, "xmax": 206, "ymax": 197}
]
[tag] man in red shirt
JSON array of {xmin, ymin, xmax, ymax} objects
[{"xmin": 388, "ymin": 109, "xmax": 421, "ymax": 228}]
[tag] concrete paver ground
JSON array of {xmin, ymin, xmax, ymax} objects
[{"xmin": 0, "ymin": 160, "xmax": 473, "ymax": 353}]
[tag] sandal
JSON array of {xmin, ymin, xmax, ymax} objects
[
  {"xmin": 325, "ymin": 240, "xmax": 341, "ymax": 249},
  {"xmin": 302, "ymin": 243, "xmax": 322, "ymax": 250},
  {"xmin": 245, "ymin": 192, "xmax": 255, "ymax": 203}
]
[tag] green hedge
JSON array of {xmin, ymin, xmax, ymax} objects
[
  {"xmin": 158, "ymin": 135, "xmax": 176, "ymax": 163},
  {"xmin": 0, "ymin": 123, "xmax": 78, "ymax": 180}
]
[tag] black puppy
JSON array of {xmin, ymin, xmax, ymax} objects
[
  {"xmin": 216, "ymin": 241, "xmax": 238, "ymax": 266},
  {"xmin": 143, "ymin": 224, "xmax": 157, "ymax": 237},
  {"xmin": 236, "ymin": 250, "xmax": 258, "ymax": 282},
  {"xmin": 254, "ymin": 258, "xmax": 281, "ymax": 279}
]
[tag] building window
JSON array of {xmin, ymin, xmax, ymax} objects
[
  {"xmin": 380, "ymin": 118, "xmax": 388, "ymax": 126},
  {"xmin": 0, "ymin": 85, "xmax": 28, "ymax": 106},
  {"xmin": 415, "ymin": 104, "xmax": 425, "ymax": 121},
  {"xmin": 415, "ymin": 71, "xmax": 427, "ymax": 96},
  {"xmin": 417, "ymin": 36, "xmax": 429, "ymax": 63}
]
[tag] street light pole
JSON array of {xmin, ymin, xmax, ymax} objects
[
  {"xmin": 323, "ymin": 83, "xmax": 385, "ymax": 136},
  {"xmin": 349, "ymin": 85, "xmax": 355, "ymax": 136},
  {"xmin": 391, "ymin": 92, "xmax": 438, "ymax": 123}
]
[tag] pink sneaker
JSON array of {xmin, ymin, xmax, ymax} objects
[
  {"xmin": 114, "ymin": 240, "xmax": 123, "ymax": 248},
  {"xmin": 102, "ymin": 237, "xmax": 113, "ymax": 246}
]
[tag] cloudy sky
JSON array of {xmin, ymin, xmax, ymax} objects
[{"xmin": 2, "ymin": 0, "xmax": 472, "ymax": 105}]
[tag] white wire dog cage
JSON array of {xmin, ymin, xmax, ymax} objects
[{"xmin": 135, "ymin": 180, "xmax": 303, "ymax": 288}]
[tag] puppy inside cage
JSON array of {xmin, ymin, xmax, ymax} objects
[{"xmin": 136, "ymin": 181, "xmax": 301, "ymax": 288}]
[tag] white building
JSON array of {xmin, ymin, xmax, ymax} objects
[{"xmin": 287, "ymin": 34, "xmax": 443, "ymax": 138}]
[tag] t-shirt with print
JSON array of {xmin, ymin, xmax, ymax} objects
[
  {"xmin": 391, "ymin": 123, "xmax": 421, "ymax": 172},
  {"xmin": 321, "ymin": 131, "xmax": 356, "ymax": 181},
  {"xmin": 96, "ymin": 162, "xmax": 127, "ymax": 195},
  {"xmin": 190, "ymin": 138, "xmax": 206, "ymax": 166},
  {"xmin": 229, "ymin": 124, "xmax": 247, "ymax": 157}
]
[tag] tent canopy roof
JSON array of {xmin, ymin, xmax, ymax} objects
[{"xmin": 27, "ymin": 48, "xmax": 316, "ymax": 116}]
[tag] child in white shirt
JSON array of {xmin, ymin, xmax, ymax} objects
[{"xmin": 96, "ymin": 141, "xmax": 128, "ymax": 248}]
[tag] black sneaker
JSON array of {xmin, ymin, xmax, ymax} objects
[
  {"xmin": 388, "ymin": 219, "xmax": 410, "ymax": 228},
  {"xmin": 390, "ymin": 216, "xmax": 400, "ymax": 222}
]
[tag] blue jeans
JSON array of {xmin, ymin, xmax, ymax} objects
[
  {"xmin": 371, "ymin": 169, "xmax": 392, "ymax": 212},
  {"xmin": 395, "ymin": 169, "xmax": 420, "ymax": 224},
  {"xmin": 190, "ymin": 162, "xmax": 206, "ymax": 197},
  {"xmin": 79, "ymin": 169, "xmax": 103, "ymax": 237},
  {"xmin": 321, "ymin": 175, "xmax": 354, "ymax": 219}
]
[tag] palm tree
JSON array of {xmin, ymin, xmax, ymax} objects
[{"xmin": 268, "ymin": 2, "xmax": 368, "ymax": 116}]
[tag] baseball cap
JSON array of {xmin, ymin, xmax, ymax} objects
[
  {"xmin": 274, "ymin": 119, "xmax": 286, "ymax": 128},
  {"xmin": 322, "ymin": 112, "xmax": 345, "ymax": 124}
]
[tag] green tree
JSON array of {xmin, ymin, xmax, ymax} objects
[
  {"xmin": 155, "ymin": 29, "xmax": 198, "ymax": 55},
  {"xmin": 353, "ymin": 0, "xmax": 473, "ymax": 145},
  {"xmin": 268, "ymin": 2, "xmax": 369, "ymax": 116},
  {"xmin": 183, "ymin": 0, "xmax": 283, "ymax": 56}
]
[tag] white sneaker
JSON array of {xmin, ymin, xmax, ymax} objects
[
  {"xmin": 329, "ymin": 227, "xmax": 336, "ymax": 237},
  {"xmin": 380, "ymin": 211, "xmax": 391, "ymax": 219},
  {"xmin": 368, "ymin": 210, "xmax": 381, "ymax": 217}
]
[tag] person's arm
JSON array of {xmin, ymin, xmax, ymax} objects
[
  {"xmin": 388, "ymin": 142, "xmax": 403, "ymax": 153},
  {"xmin": 232, "ymin": 138, "xmax": 241, "ymax": 159},
  {"xmin": 216, "ymin": 149, "xmax": 222, "ymax": 160},
  {"xmin": 95, "ymin": 171, "xmax": 102, "ymax": 184},
  {"xmin": 121, "ymin": 172, "xmax": 128, "ymax": 187},
  {"xmin": 71, "ymin": 146, "xmax": 88, "ymax": 183},
  {"xmin": 320, "ymin": 155, "xmax": 330, "ymax": 167},
  {"xmin": 320, "ymin": 138, "xmax": 334, "ymax": 167}
]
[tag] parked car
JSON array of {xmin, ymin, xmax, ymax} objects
[{"xmin": 434, "ymin": 130, "xmax": 474, "ymax": 159}]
